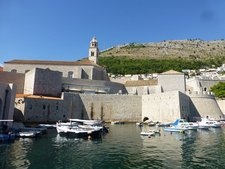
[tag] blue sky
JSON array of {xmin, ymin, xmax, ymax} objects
[{"xmin": 1, "ymin": 0, "xmax": 225, "ymax": 65}]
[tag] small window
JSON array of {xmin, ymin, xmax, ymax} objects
[
  {"xmin": 91, "ymin": 51, "xmax": 95, "ymax": 56},
  {"xmin": 29, "ymin": 105, "xmax": 32, "ymax": 110},
  {"xmin": 56, "ymin": 105, "xmax": 59, "ymax": 110},
  {"xmin": 43, "ymin": 105, "xmax": 46, "ymax": 110},
  {"xmin": 11, "ymin": 69, "xmax": 17, "ymax": 73}
]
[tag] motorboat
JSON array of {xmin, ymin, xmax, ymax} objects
[
  {"xmin": 164, "ymin": 119, "xmax": 197, "ymax": 132},
  {"xmin": 140, "ymin": 131, "xmax": 155, "ymax": 136},
  {"xmin": 199, "ymin": 118, "xmax": 221, "ymax": 128},
  {"xmin": 56, "ymin": 119, "xmax": 107, "ymax": 138}
]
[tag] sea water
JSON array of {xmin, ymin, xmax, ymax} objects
[{"xmin": 1, "ymin": 124, "xmax": 225, "ymax": 169}]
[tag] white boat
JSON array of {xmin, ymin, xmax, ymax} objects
[
  {"xmin": 111, "ymin": 121, "xmax": 125, "ymax": 125},
  {"xmin": 140, "ymin": 131, "xmax": 155, "ymax": 136},
  {"xmin": 199, "ymin": 118, "xmax": 221, "ymax": 128},
  {"xmin": 164, "ymin": 119, "xmax": 197, "ymax": 132},
  {"xmin": 56, "ymin": 119, "xmax": 107, "ymax": 138},
  {"xmin": 38, "ymin": 124, "xmax": 56, "ymax": 128},
  {"xmin": 16, "ymin": 131, "xmax": 38, "ymax": 138}
]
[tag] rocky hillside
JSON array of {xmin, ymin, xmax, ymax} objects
[{"xmin": 100, "ymin": 39, "xmax": 225, "ymax": 60}]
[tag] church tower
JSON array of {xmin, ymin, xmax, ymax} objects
[{"xmin": 88, "ymin": 36, "xmax": 99, "ymax": 64}]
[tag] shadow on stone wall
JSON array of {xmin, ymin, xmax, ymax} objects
[
  {"xmin": 13, "ymin": 108, "xmax": 24, "ymax": 122},
  {"xmin": 189, "ymin": 100, "xmax": 201, "ymax": 121},
  {"xmin": 70, "ymin": 94, "xmax": 89, "ymax": 120}
]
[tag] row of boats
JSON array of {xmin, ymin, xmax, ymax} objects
[
  {"xmin": 139, "ymin": 118, "xmax": 223, "ymax": 137},
  {"xmin": 163, "ymin": 118, "xmax": 222, "ymax": 132},
  {"xmin": 0, "ymin": 119, "xmax": 109, "ymax": 142}
]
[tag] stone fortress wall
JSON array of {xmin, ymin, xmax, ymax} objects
[
  {"xmin": 188, "ymin": 93, "xmax": 224, "ymax": 120},
  {"xmin": 0, "ymin": 72, "xmax": 25, "ymax": 94}
]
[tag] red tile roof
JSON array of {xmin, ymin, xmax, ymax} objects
[{"xmin": 16, "ymin": 94, "xmax": 62, "ymax": 100}]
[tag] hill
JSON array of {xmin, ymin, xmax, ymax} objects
[
  {"xmin": 98, "ymin": 39, "xmax": 225, "ymax": 75},
  {"xmin": 100, "ymin": 39, "xmax": 225, "ymax": 60}
]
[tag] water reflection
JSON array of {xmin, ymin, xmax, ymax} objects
[{"xmin": 1, "ymin": 125, "xmax": 225, "ymax": 169}]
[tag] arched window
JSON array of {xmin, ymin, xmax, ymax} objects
[
  {"xmin": 68, "ymin": 71, "xmax": 74, "ymax": 79},
  {"xmin": 91, "ymin": 51, "xmax": 95, "ymax": 56},
  {"xmin": 11, "ymin": 69, "xmax": 17, "ymax": 73}
]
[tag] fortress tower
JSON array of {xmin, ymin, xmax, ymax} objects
[{"xmin": 88, "ymin": 36, "xmax": 99, "ymax": 64}]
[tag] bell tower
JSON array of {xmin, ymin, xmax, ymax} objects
[{"xmin": 88, "ymin": 36, "xmax": 99, "ymax": 64}]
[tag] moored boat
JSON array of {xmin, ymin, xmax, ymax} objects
[
  {"xmin": 56, "ymin": 119, "xmax": 107, "ymax": 139},
  {"xmin": 199, "ymin": 118, "xmax": 222, "ymax": 128},
  {"xmin": 16, "ymin": 131, "xmax": 38, "ymax": 138},
  {"xmin": 164, "ymin": 119, "xmax": 197, "ymax": 132},
  {"xmin": 140, "ymin": 131, "xmax": 155, "ymax": 136}
]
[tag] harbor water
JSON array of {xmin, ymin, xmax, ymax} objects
[{"xmin": 1, "ymin": 123, "xmax": 225, "ymax": 169}]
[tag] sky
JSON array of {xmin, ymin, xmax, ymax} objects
[{"xmin": 1, "ymin": 0, "xmax": 225, "ymax": 65}]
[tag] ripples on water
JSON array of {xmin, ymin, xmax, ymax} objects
[{"xmin": 1, "ymin": 124, "xmax": 225, "ymax": 169}]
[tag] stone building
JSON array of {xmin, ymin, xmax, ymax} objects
[
  {"xmin": 4, "ymin": 37, "xmax": 107, "ymax": 81},
  {"xmin": 24, "ymin": 68, "xmax": 62, "ymax": 97}
]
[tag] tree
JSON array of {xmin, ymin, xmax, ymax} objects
[{"xmin": 210, "ymin": 82, "xmax": 225, "ymax": 99}]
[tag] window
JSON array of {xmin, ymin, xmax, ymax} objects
[
  {"xmin": 43, "ymin": 105, "xmax": 46, "ymax": 110},
  {"xmin": 29, "ymin": 105, "xmax": 32, "ymax": 110},
  {"xmin": 91, "ymin": 51, "xmax": 95, "ymax": 56},
  {"xmin": 11, "ymin": 69, "xmax": 17, "ymax": 73},
  {"xmin": 68, "ymin": 71, "xmax": 74, "ymax": 79}
]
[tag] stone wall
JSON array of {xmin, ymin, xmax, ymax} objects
[
  {"xmin": 63, "ymin": 93, "xmax": 142, "ymax": 122},
  {"xmin": 24, "ymin": 68, "xmax": 62, "ymax": 97},
  {"xmin": 0, "ymin": 72, "xmax": 25, "ymax": 94},
  {"xmin": 188, "ymin": 93, "xmax": 224, "ymax": 120},
  {"xmin": 20, "ymin": 97, "xmax": 64, "ymax": 123},
  {"xmin": 142, "ymin": 91, "xmax": 190, "ymax": 123},
  {"xmin": 158, "ymin": 74, "xmax": 186, "ymax": 93},
  {"xmin": 4, "ymin": 63, "xmax": 107, "ymax": 80},
  {"xmin": 0, "ymin": 83, "xmax": 16, "ymax": 127},
  {"xmin": 198, "ymin": 79, "xmax": 225, "ymax": 92},
  {"xmin": 217, "ymin": 100, "xmax": 225, "ymax": 114},
  {"xmin": 126, "ymin": 85, "xmax": 162, "ymax": 95}
]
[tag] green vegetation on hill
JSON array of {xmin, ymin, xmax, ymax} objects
[
  {"xmin": 211, "ymin": 82, "xmax": 225, "ymax": 99},
  {"xmin": 99, "ymin": 56, "xmax": 225, "ymax": 75}
]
